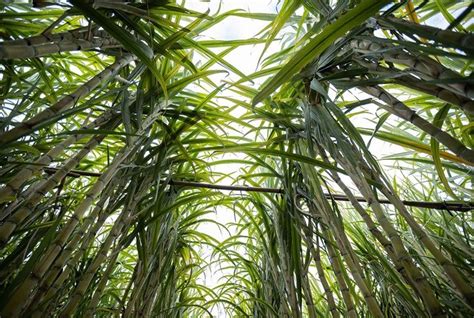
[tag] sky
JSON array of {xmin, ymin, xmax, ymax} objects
[{"xmin": 188, "ymin": 0, "xmax": 281, "ymax": 77}]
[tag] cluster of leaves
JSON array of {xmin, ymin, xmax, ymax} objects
[{"xmin": 0, "ymin": 0, "xmax": 472, "ymax": 317}]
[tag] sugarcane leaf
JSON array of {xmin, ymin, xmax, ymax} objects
[
  {"xmin": 431, "ymin": 104, "xmax": 459, "ymax": 199},
  {"xmin": 70, "ymin": 0, "xmax": 169, "ymax": 99},
  {"xmin": 252, "ymin": 0, "xmax": 391, "ymax": 106}
]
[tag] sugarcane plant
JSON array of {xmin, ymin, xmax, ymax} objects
[
  {"xmin": 0, "ymin": 0, "xmax": 258, "ymax": 316},
  {"xmin": 0, "ymin": 0, "xmax": 473, "ymax": 317}
]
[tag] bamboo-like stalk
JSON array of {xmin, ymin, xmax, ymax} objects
[
  {"xmin": 351, "ymin": 39, "xmax": 474, "ymax": 99},
  {"xmin": 0, "ymin": 135, "xmax": 109, "ymax": 223},
  {"xmin": 59, "ymin": 186, "xmax": 142, "ymax": 315},
  {"xmin": 336, "ymin": 155, "xmax": 443, "ymax": 317},
  {"xmin": 313, "ymin": 246, "xmax": 339, "ymax": 317},
  {"xmin": 300, "ymin": 100, "xmax": 442, "ymax": 316},
  {"xmin": 273, "ymin": 203, "xmax": 301, "ymax": 318},
  {"xmin": 1, "ymin": 151, "xmax": 125, "ymax": 316},
  {"xmin": 0, "ymin": 35, "xmax": 120, "ymax": 59},
  {"xmin": 317, "ymin": 204, "xmax": 384, "ymax": 318},
  {"xmin": 84, "ymin": 247, "xmax": 120, "ymax": 316},
  {"xmin": 123, "ymin": 259, "xmax": 151, "ymax": 316},
  {"xmin": 0, "ymin": 134, "xmax": 105, "ymax": 246},
  {"xmin": 1, "ymin": 103, "xmax": 165, "ymax": 316},
  {"xmin": 119, "ymin": 263, "xmax": 138, "ymax": 315},
  {"xmin": 392, "ymin": 76, "xmax": 474, "ymax": 117},
  {"xmin": 123, "ymin": 234, "xmax": 157, "ymax": 316},
  {"xmin": 61, "ymin": 237, "xmax": 124, "ymax": 316},
  {"xmin": 26, "ymin": 185, "xmax": 123, "ymax": 315},
  {"xmin": 299, "ymin": 164, "xmax": 358, "ymax": 317},
  {"xmin": 27, "ymin": 198, "xmax": 109, "ymax": 315},
  {"xmin": 0, "ymin": 54, "xmax": 134, "ymax": 145},
  {"xmin": 0, "ymin": 109, "xmax": 117, "ymax": 207},
  {"xmin": 301, "ymin": 107, "xmax": 443, "ymax": 316},
  {"xmin": 377, "ymin": 16, "xmax": 474, "ymax": 55},
  {"xmin": 304, "ymin": 222, "xmax": 340, "ymax": 318},
  {"xmin": 0, "ymin": 228, "xmax": 45, "ymax": 284},
  {"xmin": 123, "ymin": 269, "xmax": 145, "ymax": 316},
  {"xmin": 309, "ymin": 108, "xmax": 455, "ymax": 314},
  {"xmin": 1, "ymin": 112, "xmax": 120, "ymax": 216},
  {"xmin": 320, "ymin": 224, "xmax": 357, "ymax": 318},
  {"xmin": 376, "ymin": 181, "xmax": 474, "ymax": 308},
  {"xmin": 124, "ymin": 247, "xmax": 173, "ymax": 317},
  {"xmin": 2, "ymin": 104, "xmax": 163, "ymax": 316},
  {"xmin": 2, "ymin": 27, "xmax": 107, "ymax": 47},
  {"xmin": 142, "ymin": 270, "xmax": 167, "ymax": 317},
  {"xmin": 359, "ymin": 85, "xmax": 474, "ymax": 164},
  {"xmin": 327, "ymin": 168, "xmax": 429, "ymax": 301},
  {"xmin": 356, "ymin": 60, "xmax": 474, "ymax": 117},
  {"xmin": 300, "ymin": 265, "xmax": 317, "ymax": 318},
  {"xmin": 319, "ymin": 148, "xmax": 414, "ymax": 282},
  {"xmin": 124, "ymin": 209, "xmax": 181, "ymax": 317}
]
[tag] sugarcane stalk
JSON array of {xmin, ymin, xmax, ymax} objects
[
  {"xmin": 319, "ymin": 147, "xmax": 414, "ymax": 282},
  {"xmin": 356, "ymin": 60, "xmax": 474, "ymax": 117},
  {"xmin": 84, "ymin": 247, "xmax": 120, "ymax": 316},
  {"xmin": 313, "ymin": 245, "xmax": 339, "ymax": 318},
  {"xmin": 1, "ymin": 153, "xmax": 125, "ymax": 316},
  {"xmin": 26, "ymin": 192, "xmax": 114, "ymax": 314},
  {"xmin": 1, "ymin": 113, "xmax": 120, "ymax": 215},
  {"xmin": 145, "ymin": 229, "xmax": 180, "ymax": 316},
  {"xmin": 123, "ymin": 260, "xmax": 148, "ymax": 316},
  {"xmin": 392, "ymin": 76, "xmax": 474, "ymax": 117},
  {"xmin": 1, "ymin": 103, "xmax": 165, "ymax": 316},
  {"xmin": 140, "ymin": 263, "xmax": 167, "ymax": 317},
  {"xmin": 299, "ymin": 165, "xmax": 357, "ymax": 317},
  {"xmin": 2, "ymin": 27, "xmax": 103, "ymax": 47},
  {"xmin": 59, "ymin": 189, "xmax": 141, "ymax": 315},
  {"xmin": 0, "ymin": 228, "xmax": 46, "ymax": 285},
  {"xmin": 34, "ymin": 194, "xmax": 126, "ymax": 316},
  {"xmin": 123, "ymin": 267, "xmax": 146, "ymax": 315},
  {"xmin": 303, "ymin": 221, "xmax": 340, "ymax": 318},
  {"xmin": 0, "ymin": 35, "xmax": 120, "ymax": 59},
  {"xmin": 351, "ymin": 39, "xmax": 474, "ymax": 99},
  {"xmin": 125, "ymin": 214, "xmax": 180, "ymax": 317},
  {"xmin": 313, "ymin": 106, "xmax": 465, "ymax": 313},
  {"xmin": 273, "ymin": 205, "xmax": 301, "ymax": 317},
  {"xmin": 359, "ymin": 85, "xmax": 474, "ymax": 164},
  {"xmin": 320, "ymin": 225, "xmax": 357, "ymax": 318},
  {"xmin": 29, "ymin": 185, "xmax": 129, "ymax": 314},
  {"xmin": 328, "ymin": 169, "xmax": 431, "ymax": 308},
  {"xmin": 124, "ymin": 259, "xmax": 164, "ymax": 317},
  {"xmin": 302, "ymin": 106, "xmax": 443, "ymax": 316},
  {"xmin": 60, "ymin": 232, "xmax": 125, "ymax": 316},
  {"xmin": 337, "ymin": 156, "xmax": 443, "ymax": 317},
  {"xmin": 377, "ymin": 16, "xmax": 474, "ymax": 55},
  {"xmin": 377, "ymin": 182, "xmax": 474, "ymax": 309},
  {"xmin": 0, "ymin": 134, "xmax": 105, "ymax": 246},
  {"xmin": 300, "ymin": 266, "xmax": 318, "ymax": 318},
  {"xmin": 0, "ymin": 54, "xmax": 134, "ymax": 145},
  {"xmin": 317, "ymin": 203, "xmax": 384, "ymax": 318},
  {"xmin": 0, "ymin": 109, "xmax": 117, "ymax": 207}
]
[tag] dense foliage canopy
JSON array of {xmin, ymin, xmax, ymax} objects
[{"xmin": 0, "ymin": 0, "xmax": 473, "ymax": 317}]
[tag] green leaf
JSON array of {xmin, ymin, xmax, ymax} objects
[
  {"xmin": 252, "ymin": 0, "xmax": 391, "ymax": 106},
  {"xmin": 431, "ymin": 104, "xmax": 459, "ymax": 199},
  {"xmin": 70, "ymin": 0, "xmax": 169, "ymax": 99}
]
